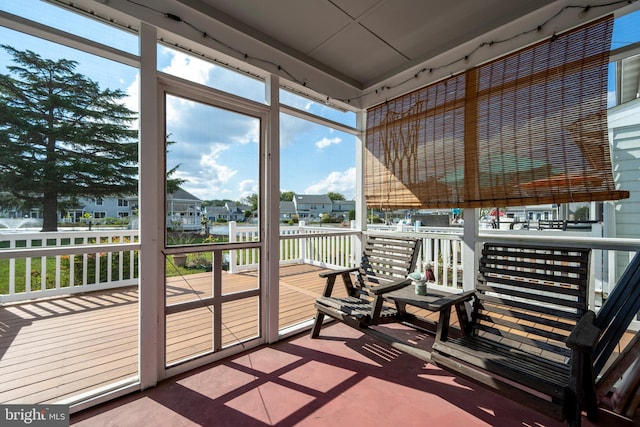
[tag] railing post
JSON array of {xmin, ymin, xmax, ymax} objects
[
  {"xmin": 7, "ymin": 234, "xmax": 16, "ymax": 296},
  {"xmin": 299, "ymin": 221, "xmax": 307, "ymax": 263},
  {"xmin": 462, "ymin": 208, "xmax": 479, "ymax": 292},
  {"xmin": 228, "ymin": 221, "xmax": 237, "ymax": 273},
  {"xmin": 26, "ymin": 237, "xmax": 32, "ymax": 294},
  {"xmin": 590, "ymin": 222, "xmax": 604, "ymax": 310}
]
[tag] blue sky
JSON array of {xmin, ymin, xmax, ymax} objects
[
  {"xmin": 0, "ymin": 0, "xmax": 357, "ymax": 202},
  {"xmin": 1, "ymin": 0, "xmax": 639, "ymax": 202}
]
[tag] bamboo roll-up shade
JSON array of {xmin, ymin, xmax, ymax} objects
[{"xmin": 365, "ymin": 15, "xmax": 628, "ymax": 209}]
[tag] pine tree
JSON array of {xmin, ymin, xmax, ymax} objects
[{"xmin": 0, "ymin": 45, "xmax": 138, "ymax": 231}]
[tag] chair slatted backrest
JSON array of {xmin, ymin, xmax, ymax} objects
[
  {"xmin": 357, "ymin": 234, "xmax": 422, "ymax": 288},
  {"xmin": 475, "ymin": 244, "xmax": 591, "ymax": 361},
  {"xmin": 593, "ymin": 251, "xmax": 640, "ymax": 377},
  {"xmin": 538, "ymin": 220, "xmax": 567, "ymax": 230}
]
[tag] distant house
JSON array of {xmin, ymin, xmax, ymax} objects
[
  {"xmin": 225, "ymin": 202, "xmax": 252, "ymax": 221},
  {"xmin": 59, "ymin": 196, "xmax": 133, "ymax": 223},
  {"xmin": 206, "ymin": 206, "xmax": 230, "ymax": 222},
  {"xmin": 503, "ymin": 205, "xmax": 558, "ymax": 222},
  {"xmin": 0, "ymin": 194, "xmax": 40, "ymax": 219},
  {"xmin": 279, "ymin": 201, "xmax": 296, "ymax": 221},
  {"xmin": 2, "ymin": 188, "xmax": 202, "ymax": 227},
  {"xmin": 292, "ymin": 194, "xmax": 333, "ymax": 220},
  {"xmin": 163, "ymin": 188, "xmax": 203, "ymax": 230},
  {"xmin": 64, "ymin": 187, "xmax": 202, "ymax": 229},
  {"xmin": 608, "ymin": 96, "xmax": 640, "ymax": 277},
  {"xmin": 330, "ymin": 200, "xmax": 355, "ymax": 220},
  {"xmin": 204, "ymin": 202, "xmax": 252, "ymax": 222},
  {"xmin": 2, "ymin": 190, "xmax": 356, "ymax": 227}
]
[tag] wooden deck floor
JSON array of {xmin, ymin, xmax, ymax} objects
[
  {"xmin": 0, "ymin": 264, "xmax": 349, "ymax": 405},
  {"xmin": 3, "ymin": 264, "xmax": 629, "ymax": 410}
]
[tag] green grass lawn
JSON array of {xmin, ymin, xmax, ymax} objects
[
  {"xmin": 0, "ymin": 235, "xmax": 323, "ymax": 296},
  {"xmin": 0, "ymin": 247, "xmax": 224, "ymax": 295},
  {"xmin": 0, "ymin": 252, "xmax": 139, "ymax": 294}
]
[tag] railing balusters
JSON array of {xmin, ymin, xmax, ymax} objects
[
  {"xmin": 9, "ymin": 236, "xmax": 15, "ymax": 296},
  {"xmin": 25, "ymin": 238, "xmax": 32, "ymax": 293},
  {"xmin": 0, "ymin": 229, "xmax": 138, "ymax": 303},
  {"xmin": 1, "ymin": 224, "xmax": 635, "ymax": 310},
  {"xmin": 82, "ymin": 235, "xmax": 88, "ymax": 287},
  {"xmin": 94, "ymin": 248, "xmax": 100, "ymax": 285},
  {"xmin": 55, "ymin": 254, "xmax": 61, "ymax": 290},
  {"xmin": 40, "ymin": 256, "xmax": 46, "ymax": 292},
  {"xmin": 55, "ymin": 236, "xmax": 61, "ymax": 290},
  {"xmin": 69, "ymin": 253, "xmax": 74, "ymax": 288},
  {"xmin": 107, "ymin": 242, "xmax": 113, "ymax": 284}
]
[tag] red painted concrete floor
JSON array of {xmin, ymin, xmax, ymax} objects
[{"xmin": 71, "ymin": 322, "xmax": 635, "ymax": 427}]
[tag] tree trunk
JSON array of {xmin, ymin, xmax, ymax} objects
[{"xmin": 41, "ymin": 191, "xmax": 58, "ymax": 232}]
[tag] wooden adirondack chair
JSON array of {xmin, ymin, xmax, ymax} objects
[{"xmin": 310, "ymin": 234, "xmax": 422, "ymax": 337}]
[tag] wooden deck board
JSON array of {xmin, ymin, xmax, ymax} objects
[
  {"xmin": 1, "ymin": 262, "xmax": 635, "ymax": 406},
  {"xmin": 0, "ymin": 264, "xmax": 332, "ymax": 404}
]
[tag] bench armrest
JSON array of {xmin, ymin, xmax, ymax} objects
[
  {"xmin": 430, "ymin": 290, "xmax": 475, "ymax": 312},
  {"xmin": 566, "ymin": 311, "xmax": 600, "ymax": 353},
  {"xmin": 368, "ymin": 278, "xmax": 413, "ymax": 295},
  {"xmin": 319, "ymin": 267, "xmax": 359, "ymax": 278},
  {"xmin": 318, "ymin": 267, "xmax": 360, "ymax": 298}
]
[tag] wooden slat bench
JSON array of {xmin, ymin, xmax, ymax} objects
[
  {"xmin": 431, "ymin": 243, "xmax": 592, "ymax": 426},
  {"xmin": 430, "ymin": 244, "xmax": 640, "ymax": 426},
  {"xmin": 310, "ymin": 234, "xmax": 422, "ymax": 337}
]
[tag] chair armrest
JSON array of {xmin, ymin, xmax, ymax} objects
[
  {"xmin": 566, "ymin": 311, "xmax": 600, "ymax": 353},
  {"xmin": 319, "ymin": 267, "xmax": 359, "ymax": 278},
  {"xmin": 429, "ymin": 290, "xmax": 475, "ymax": 312},
  {"xmin": 368, "ymin": 278, "xmax": 413, "ymax": 295}
]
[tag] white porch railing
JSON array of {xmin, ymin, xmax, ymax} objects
[
  {"xmin": 229, "ymin": 223, "xmax": 464, "ymax": 293},
  {"xmin": 0, "ymin": 229, "xmax": 139, "ymax": 303},
  {"xmin": 227, "ymin": 222, "xmax": 359, "ymax": 273},
  {"xmin": 2, "ymin": 222, "xmax": 640, "ymax": 314}
]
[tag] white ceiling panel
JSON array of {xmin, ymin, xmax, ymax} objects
[
  {"xmin": 204, "ymin": 0, "xmax": 352, "ymax": 55},
  {"xmin": 101, "ymin": 0, "xmax": 640, "ymax": 107},
  {"xmin": 188, "ymin": 0, "xmax": 562, "ymax": 89},
  {"xmin": 310, "ymin": 21, "xmax": 408, "ymax": 84}
]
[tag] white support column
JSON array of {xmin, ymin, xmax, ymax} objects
[
  {"xmin": 461, "ymin": 208, "xmax": 479, "ymax": 292},
  {"xmin": 354, "ymin": 110, "xmax": 366, "ymax": 256},
  {"xmin": 603, "ymin": 200, "xmax": 617, "ymax": 297},
  {"xmin": 265, "ymin": 75, "xmax": 280, "ymax": 343},
  {"xmin": 138, "ymin": 22, "xmax": 163, "ymax": 389},
  {"xmin": 590, "ymin": 222, "xmax": 604, "ymax": 309},
  {"xmin": 354, "ymin": 110, "xmax": 366, "ymax": 232}
]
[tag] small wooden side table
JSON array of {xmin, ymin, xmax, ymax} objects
[{"xmin": 385, "ymin": 286, "xmax": 474, "ymax": 337}]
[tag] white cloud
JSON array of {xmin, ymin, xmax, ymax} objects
[
  {"xmin": 279, "ymin": 114, "xmax": 310, "ymax": 148},
  {"xmin": 124, "ymin": 72, "xmax": 140, "ymax": 131},
  {"xmin": 238, "ymin": 179, "xmax": 258, "ymax": 199},
  {"xmin": 162, "ymin": 50, "xmax": 214, "ymax": 86},
  {"xmin": 304, "ymin": 167, "xmax": 356, "ymax": 199},
  {"xmin": 199, "ymin": 143, "xmax": 237, "ymax": 183},
  {"xmin": 164, "ymin": 94, "xmax": 187, "ymax": 125},
  {"xmin": 176, "ymin": 143, "xmax": 240, "ymax": 199},
  {"xmin": 231, "ymin": 119, "xmax": 260, "ymax": 145},
  {"xmin": 315, "ymin": 136, "xmax": 341, "ymax": 149},
  {"xmin": 160, "ymin": 50, "xmax": 215, "ymax": 124}
]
